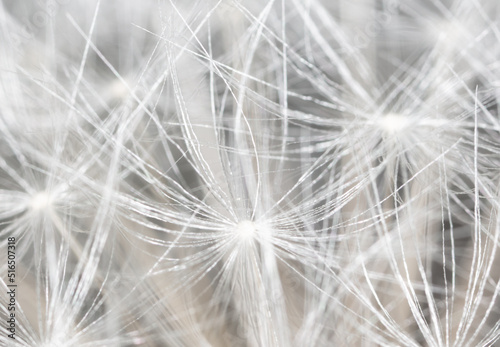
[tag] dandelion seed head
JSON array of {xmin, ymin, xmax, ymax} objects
[
  {"xmin": 40, "ymin": 330, "xmax": 68, "ymax": 347},
  {"xmin": 132, "ymin": 336, "xmax": 146, "ymax": 345},
  {"xmin": 432, "ymin": 20, "xmax": 466, "ymax": 44},
  {"xmin": 234, "ymin": 221, "xmax": 274, "ymax": 245},
  {"xmin": 107, "ymin": 78, "xmax": 132, "ymax": 101},
  {"xmin": 40, "ymin": 341, "xmax": 64, "ymax": 347},
  {"xmin": 378, "ymin": 113, "xmax": 411, "ymax": 135},
  {"xmin": 30, "ymin": 191, "xmax": 53, "ymax": 212},
  {"xmin": 236, "ymin": 220, "xmax": 258, "ymax": 242}
]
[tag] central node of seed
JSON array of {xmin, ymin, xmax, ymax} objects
[
  {"xmin": 31, "ymin": 191, "xmax": 53, "ymax": 212},
  {"xmin": 236, "ymin": 220, "xmax": 258, "ymax": 241},
  {"xmin": 379, "ymin": 113, "xmax": 410, "ymax": 135}
]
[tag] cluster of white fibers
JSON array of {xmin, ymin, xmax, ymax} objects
[{"xmin": 1, "ymin": 0, "xmax": 500, "ymax": 346}]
